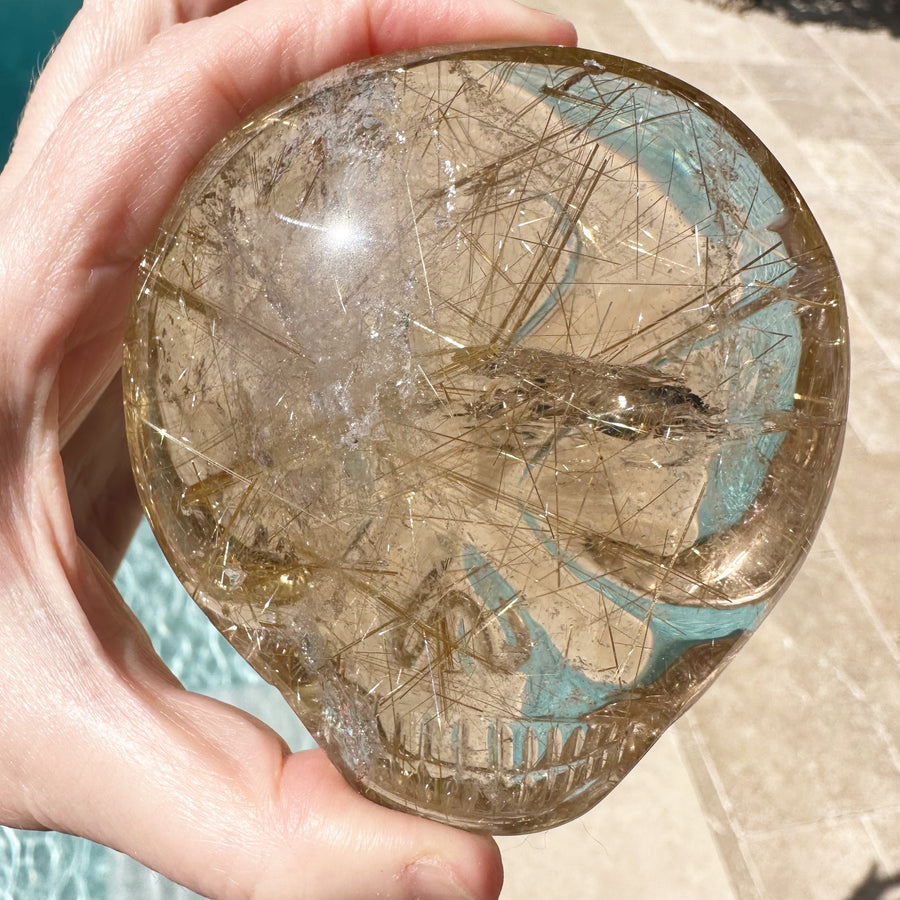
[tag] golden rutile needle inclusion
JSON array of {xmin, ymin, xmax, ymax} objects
[{"xmin": 124, "ymin": 46, "xmax": 849, "ymax": 833}]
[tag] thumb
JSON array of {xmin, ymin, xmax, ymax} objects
[{"xmin": 8, "ymin": 545, "xmax": 501, "ymax": 900}]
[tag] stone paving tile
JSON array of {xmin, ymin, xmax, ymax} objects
[
  {"xmin": 810, "ymin": 24, "xmax": 900, "ymax": 105},
  {"xmin": 808, "ymin": 194, "xmax": 900, "ymax": 366},
  {"xmin": 867, "ymin": 808, "xmax": 900, "ymax": 871},
  {"xmin": 677, "ymin": 715, "xmax": 767, "ymax": 900},
  {"xmin": 624, "ymin": 0, "xmax": 787, "ymax": 64},
  {"xmin": 498, "ymin": 728, "xmax": 739, "ymax": 900},
  {"xmin": 744, "ymin": 817, "xmax": 893, "ymax": 900},
  {"xmin": 736, "ymin": 61, "xmax": 900, "ymax": 143},
  {"xmin": 737, "ymin": 9, "xmax": 834, "ymax": 61},
  {"xmin": 577, "ymin": 0, "xmax": 669, "ymax": 68},
  {"xmin": 795, "ymin": 137, "xmax": 900, "ymax": 198},
  {"xmin": 688, "ymin": 537, "xmax": 900, "ymax": 832},
  {"xmin": 822, "ymin": 432, "xmax": 900, "ymax": 652},
  {"xmin": 844, "ymin": 302, "xmax": 900, "ymax": 456}
]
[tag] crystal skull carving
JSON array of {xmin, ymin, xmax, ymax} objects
[{"xmin": 124, "ymin": 46, "xmax": 849, "ymax": 832}]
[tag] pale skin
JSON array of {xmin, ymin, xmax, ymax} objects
[{"xmin": 0, "ymin": 2, "xmax": 576, "ymax": 899}]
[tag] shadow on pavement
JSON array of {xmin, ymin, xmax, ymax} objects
[
  {"xmin": 844, "ymin": 863, "xmax": 900, "ymax": 900},
  {"xmin": 709, "ymin": 0, "xmax": 900, "ymax": 34}
]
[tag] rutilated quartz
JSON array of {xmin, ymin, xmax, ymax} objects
[{"xmin": 124, "ymin": 46, "xmax": 849, "ymax": 832}]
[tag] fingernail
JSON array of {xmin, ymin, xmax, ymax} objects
[
  {"xmin": 509, "ymin": 1, "xmax": 578, "ymax": 43},
  {"xmin": 406, "ymin": 860, "xmax": 478, "ymax": 900}
]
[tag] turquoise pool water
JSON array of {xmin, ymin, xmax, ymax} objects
[{"xmin": 0, "ymin": 1, "xmax": 78, "ymax": 162}]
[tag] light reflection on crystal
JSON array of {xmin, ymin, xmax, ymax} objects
[{"xmin": 123, "ymin": 46, "xmax": 849, "ymax": 833}]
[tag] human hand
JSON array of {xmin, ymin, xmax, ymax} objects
[{"xmin": 0, "ymin": 3, "xmax": 575, "ymax": 899}]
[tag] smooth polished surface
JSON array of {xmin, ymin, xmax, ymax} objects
[{"xmin": 124, "ymin": 46, "xmax": 846, "ymax": 832}]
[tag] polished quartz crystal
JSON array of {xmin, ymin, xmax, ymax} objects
[{"xmin": 124, "ymin": 46, "xmax": 849, "ymax": 833}]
